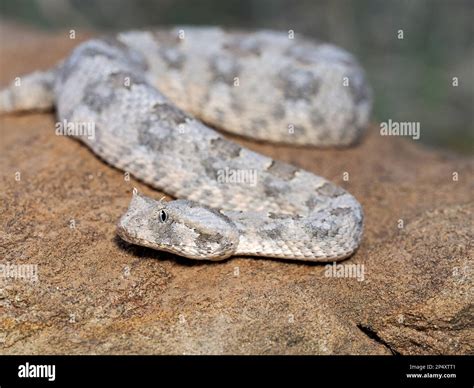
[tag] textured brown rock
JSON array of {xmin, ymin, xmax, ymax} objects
[{"xmin": 0, "ymin": 25, "xmax": 472, "ymax": 355}]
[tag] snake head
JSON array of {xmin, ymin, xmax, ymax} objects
[{"xmin": 117, "ymin": 192, "xmax": 239, "ymax": 260}]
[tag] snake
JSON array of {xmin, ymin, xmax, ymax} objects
[{"xmin": 0, "ymin": 27, "xmax": 372, "ymax": 262}]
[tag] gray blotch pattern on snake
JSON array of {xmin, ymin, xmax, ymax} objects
[{"xmin": 0, "ymin": 27, "xmax": 370, "ymax": 261}]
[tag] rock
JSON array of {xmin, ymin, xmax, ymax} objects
[{"xmin": 0, "ymin": 24, "xmax": 472, "ymax": 355}]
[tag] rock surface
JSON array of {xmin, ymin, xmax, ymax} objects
[{"xmin": 0, "ymin": 24, "xmax": 472, "ymax": 355}]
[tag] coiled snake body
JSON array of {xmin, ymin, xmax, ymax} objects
[{"xmin": 0, "ymin": 27, "xmax": 372, "ymax": 261}]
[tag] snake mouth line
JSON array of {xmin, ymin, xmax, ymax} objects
[{"xmin": 116, "ymin": 223, "xmax": 231, "ymax": 260}]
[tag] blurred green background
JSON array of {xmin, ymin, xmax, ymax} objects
[{"xmin": 1, "ymin": 0, "xmax": 472, "ymax": 153}]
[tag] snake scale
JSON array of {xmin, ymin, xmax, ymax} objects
[{"xmin": 0, "ymin": 27, "xmax": 372, "ymax": 262}]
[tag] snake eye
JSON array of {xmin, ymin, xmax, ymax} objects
[{"xmin": 159, "ymin": 209, "xmax": 168, "ymax": 223}]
